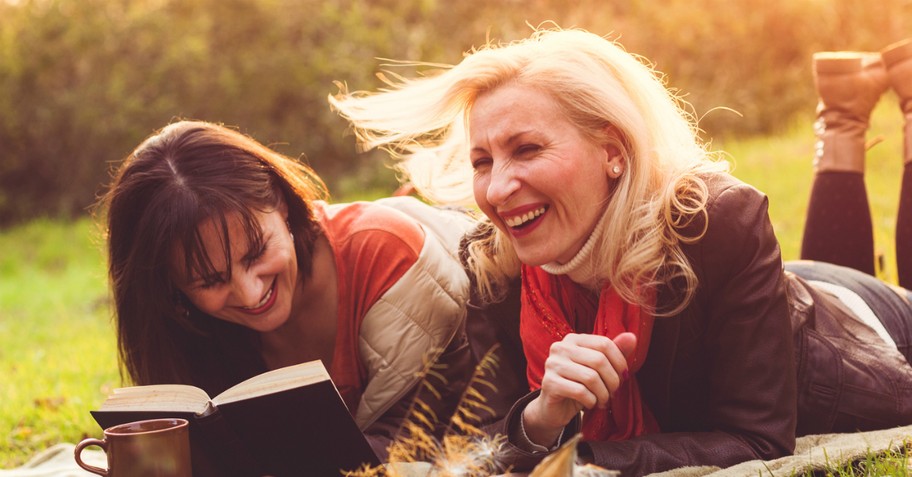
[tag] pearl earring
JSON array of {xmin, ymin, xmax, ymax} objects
[
  {"xmin": 612, "ymin": 165, "xmax": 622, "ymax": 176},
  {"xmin": 286, "ymin": 219, "xmax": 294, "ymax": 239}
]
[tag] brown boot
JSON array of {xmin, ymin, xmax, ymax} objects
[
  {"xmin": 882, "ymin": 38, "xmax": 912, "ymax": 165},
  {"xmin": 813, "ymin": 52, "xmax": 888, "ymax": 173}
]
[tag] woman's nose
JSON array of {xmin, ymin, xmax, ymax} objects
[
  {"xmin": 232, "ymin": 269, "xmax": 266, "ymax": 308},
  {"xmin": 486, "ymin": 163, "xmax": 520, "ymax": 206}
]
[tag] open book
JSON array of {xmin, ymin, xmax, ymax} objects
[{"xmin": 91, "ymin": 360, "xmax": 380, "ymax": 476}]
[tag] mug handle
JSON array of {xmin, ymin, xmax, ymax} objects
[{"xmin": 74, "ymin": 438, "xmax": 109, "ymax": 476}]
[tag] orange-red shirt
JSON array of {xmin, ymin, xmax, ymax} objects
[{"xmin": 312, "ymin": 201, "xmax": 425, "ymax": 412}]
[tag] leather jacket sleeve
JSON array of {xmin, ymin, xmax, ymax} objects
[{"xmin": 497, "ymin": 176, "xmax": 798, "ymax": 475}]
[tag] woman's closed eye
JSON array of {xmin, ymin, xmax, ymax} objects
[
  {"xmin": 242, "ymin": 242, "xmax": 268, "ymax": 268},
  {"xmin": 197, "ymin": 274, "xmax": 228, "ymax": 290},
  {"xmin": 471, "ymin": 143, "xmax": 540, "ymax": 171},
  {"xmin": 471, "ymin": 155, "xmax": 492, "ymax": 171},
  {"xmin": 515, "ymin": 143, "xmax": 541, "ymax": 157}
]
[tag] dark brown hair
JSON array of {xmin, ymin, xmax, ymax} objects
[{"xmin": 99, "ymin": 120, "xmax": 327, "ymax": 394}]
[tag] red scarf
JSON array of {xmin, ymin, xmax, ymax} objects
[{"xmin": 520, "ymin": 264, "xmax": 660, "ymax": 441}]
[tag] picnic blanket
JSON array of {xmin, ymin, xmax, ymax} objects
[
  {"xmin": 0, "ymin": 444, "xmax": 104, "ymax": 477},
  {"xmin": 647, "ymin": 424, "xmax": 912, "ymax": 477},
  {"xmin": 2, "ymin": 425, "xmax": 910, "ymax": 476}
]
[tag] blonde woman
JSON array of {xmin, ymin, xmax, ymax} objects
[{"xmin": 331, "ymin": 28, "xmax": 912, "ymax": 475}]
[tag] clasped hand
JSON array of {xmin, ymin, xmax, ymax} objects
[{"xmin": 521, "ymin": 332, "xmax": 636, "ymax": 446}]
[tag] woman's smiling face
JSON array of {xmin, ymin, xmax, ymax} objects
[
  {"xmin": 469, "ymin": 83, "xmax": 618, "ymax": 266},
  {"xmin": 171, "ymin": 204, "xmax": 301, "ymax": 333}
]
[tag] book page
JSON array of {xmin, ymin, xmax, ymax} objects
[
  {"xmin": 99, "ymin": 384, "xmax": 212, "ymax": 415},
  {"xmin": 213, "ymin": 360, "xmax": 331, "ymax": 406}
]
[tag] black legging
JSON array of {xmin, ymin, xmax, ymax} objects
[{"xmin": 801, "ymin": 163, "xmax": 912, "ymax": 288}]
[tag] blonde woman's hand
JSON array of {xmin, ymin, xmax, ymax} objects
[{"xmin": 521, "ymin": 332, "xmax": 636, "ymax": 447}]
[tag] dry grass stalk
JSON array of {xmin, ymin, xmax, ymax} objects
[{"xmin": 344, "ymin": 346, "xmax": 505, "ymax": 477}]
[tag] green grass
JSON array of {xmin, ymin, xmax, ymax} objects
[
  {"xmin": 1, "ymin": 100, "xmax": 911, "ymax": 472},
  {"xmin": 838, "ymin": 444, "xmax": 912, "ymax": 477},
  {"xmin": 0, "ymin": 217, "xmax": 119, "ymax": 467}
]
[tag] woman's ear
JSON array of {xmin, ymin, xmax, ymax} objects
[
  {"xmin": 172, "ymin": 288, "xmax": 192, "ymax": 320},
  {"xmin": 602, "ymin": 125, "xmax": 627, "ymax": 179}
]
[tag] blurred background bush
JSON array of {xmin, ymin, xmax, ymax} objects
[{"xmin": 0, "ymin": 0, "xmax": 909, "ymax": 225}]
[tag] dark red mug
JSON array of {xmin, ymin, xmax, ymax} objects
[{"xmin": 74, "ymin": 418, "xmax": 191, "ymax": 477}]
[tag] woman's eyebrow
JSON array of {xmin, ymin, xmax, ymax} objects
[{"xmin": 471, "ymin": 130, "xmax": 535, "ymax": 153}]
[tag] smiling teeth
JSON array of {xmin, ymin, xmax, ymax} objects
[
  {"xmin": 504, "ymin": 207, "xmax": 546, "ymax": 228},
  {"xmin": 244, "ymin": 285, "xmax": 273, "ymax": 310}
]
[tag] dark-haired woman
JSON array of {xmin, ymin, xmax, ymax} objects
[{"xmin": 99, "ymin": 120, "xmax": 477, "ymax": 475}]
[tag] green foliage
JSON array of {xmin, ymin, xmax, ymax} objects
[
  {"xmin": 1, "ymin": 0, "xmax": 910, "ymax": 224},
  {"xmin": 0, "ymin": 0, "xmax": 415, "ymax": 223}
]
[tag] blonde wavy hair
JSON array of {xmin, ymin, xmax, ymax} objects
[{"xmin": 330, "ymin": 27, "xmax": 729, "ymax": 314}]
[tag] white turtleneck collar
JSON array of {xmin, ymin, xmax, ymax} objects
[{"xmin": 539, "ymin": 210, "xmax": 610, "ymax": 291}]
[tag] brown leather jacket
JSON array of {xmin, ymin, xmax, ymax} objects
[{"xmin": 471, "ymin": 173, "xmax": 912, "ymax": 476}]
